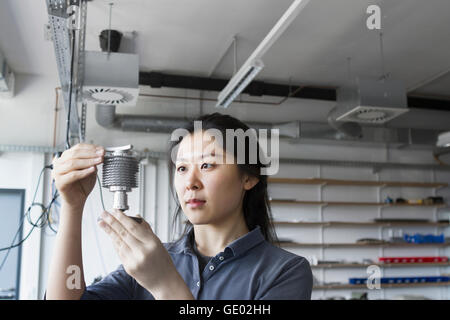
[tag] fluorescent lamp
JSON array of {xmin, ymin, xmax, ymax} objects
[
  {"xmin": 216, "ymin": 0, "xmax": 311, "ymax": 108},
  {"xmin": 217, "ymin": 59, "xmax": 264, "ymax": 108}
]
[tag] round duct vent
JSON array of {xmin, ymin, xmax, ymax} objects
[
  {"xmin": 353, "ymin": 108, "xmax": 389, "ymax": 122},
  {"xmin": 336, "ymin": 106, "xmax": 408, "ymax": 124},
  {"xmin": 83, "ymin": 88, "xmax": 133, "ymax": 105}
]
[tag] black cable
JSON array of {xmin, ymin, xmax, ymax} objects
[
  {"xmin": 0, "ymin": 166, "xmax": 46, "ymax": 264},
  {"xmin": 0, "ymin": 190, "xmax": 59, "ymax": 254},
  {"xmin": 65, "ymin": 28, "xmax": 76, "ymax": 150},
  {"xmin": 46, "ymin": 208, "xmax": 58, "ymax": 235},
  {"xmin": 0, "ymin": 217, "xmax": 25, "ymax": 270},
  {"xmin": 97, "ymin": 173, "xmax": 106, "ymax": 212},
  {"xmin": 0, "ymin": 163, "xmax": 59, "ymax": 272},
  {"xmin": 46, "ymin": 181, "xmax": 60, "ymax": 234},
  {"xmin": 26, "ymin": 203, "xmax": 47, "ymax": 228}
]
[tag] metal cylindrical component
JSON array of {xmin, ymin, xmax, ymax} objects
[
  {"xmin": 102, "ymin": 145, "xmax": 139, "ymax": 211},
  {"xmin": 113, "ymin": 191, "xmax": 128, "ymax": 211}
]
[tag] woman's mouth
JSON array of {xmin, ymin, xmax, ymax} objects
[{"xmin": 187, "ymin": 199, "xmax": 206, "ymax": 208}]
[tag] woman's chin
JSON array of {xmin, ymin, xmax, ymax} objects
[{"xmin": 186, "ymin": 216, "xmax": 210, "ymax": 225}]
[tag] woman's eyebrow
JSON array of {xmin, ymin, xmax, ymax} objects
[{"xmin": 176, "ymin": 153, "xmax": 220, "ymax": 162}]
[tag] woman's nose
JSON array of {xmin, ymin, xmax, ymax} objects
[{"xmin": 185, "ymin": 168, "xmax": 202, "ymax": 190}]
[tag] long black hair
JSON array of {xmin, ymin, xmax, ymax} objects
[{"xmin": 167, "ymin": 112, "xmax": 278, "ymax": 245}]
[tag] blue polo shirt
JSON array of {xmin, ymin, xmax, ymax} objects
[{"xmin": 79, "ymin": 226, "xmax": 313, "ymax": 300}]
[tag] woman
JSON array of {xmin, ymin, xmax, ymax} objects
[{"xmin": 46, "ymin": 112, "xmax": 313, "ymax": 300}]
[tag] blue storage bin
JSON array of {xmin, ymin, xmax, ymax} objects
[{"xmin": 403, "ymin": 233, "xmax": 444, "ymax": 244}]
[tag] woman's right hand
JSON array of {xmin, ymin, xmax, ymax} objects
[{"xmin": 51, "ymin": 143, "xmax": 104, "ymax": 211}]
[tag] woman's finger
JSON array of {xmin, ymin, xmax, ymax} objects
[
  {"xmin": 54, "ymin": 157, "xmax": 103, "ymax": 175},
  {"xmin": 63, "ymin": 149, "xmax": 104, "ymax": 161},
  {"xmin": 59, "ymin": 143, "xmax": 98, "ymax": 159},
  {"xmin": 100, "ymin": 211, "xmax": 143, "ymax": 249},
  {"xmin": 57, "ymin": 166, "xmax": 96, "ymax": 187},
  {"xmin": 110, "ymin": 210, "xmax": 154, "ymax": 242},
  {"xmin": 98, "ymin": 219, "xmax": 131, "ymax": 260}
]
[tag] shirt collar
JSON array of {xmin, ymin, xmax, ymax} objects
[
  {"xmin": 226, "ymin": 225, "xmax": 265, "ymax": 257},
  {"xmin": 166, "ymin": 228, "xmax": 192, "ymax": 254},
  {"xmin": 167, "ymin": 225, "xmax": 265, "ymax": 258}
]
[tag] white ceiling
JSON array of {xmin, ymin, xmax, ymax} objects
[{"xmin": 1, "ymin": 0, "xmax": 450, "ymax": 98}]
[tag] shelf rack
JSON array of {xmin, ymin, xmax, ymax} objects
[
  {"xmin": 268, "ymin": 177, "xmax": 448, "ymax": 189},
  {"xmin": 311, "ymin": 262, "xmax": 450, "ymax": 269},
  {"xmin": 269, "ymin": 199, "xmax": 446, "ymax": 207},
  {"xmin": 313, "ymin": 281, "xmax": 450, "ymax": 290},
  {"xmin": 280, "ymin": 242, "xmax": 450, "ymax": 248},
  {"xmin": 268, "ymin": 175, "xmax": 450, "ymax": 298},
  {"xmin": 273, "ymin": 221, "xmax": 450, "ymax": 227}
]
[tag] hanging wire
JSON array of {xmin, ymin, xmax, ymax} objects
[
  {"xmin": 346, "ymin": 56, "xmax": 357, "ymax": 105},
  {"xmin": 65, "ymin": 28, "xmax": 76, "ymax": 150},
  {"xmin": 107, "ymin": 3, "xmax": 114, "ymax": 56},
  {"xmin": 233, "ymin": 36, "xmax": 237, "ymax": 75},
  {"xmin": 97, "ymin": 173, "xmax": 106, "ymax": 212},
  {"xmin": 379, "ymin": 32, "xmax": 387, "ymax": 80},
  {"xmin": 88, "ymin": 191, "xmax": 108, "ymax": 276},
  {"xmin": 347, "ymin": 57, "xmax": 352, "ymax": 83},
  {"xmin": 0, "ymin": 167, "xmax": 59, "ymax": 273}
]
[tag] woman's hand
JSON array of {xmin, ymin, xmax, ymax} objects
[
  {"xmin": 98, "ymin": 209, "xmax": 194, "ymax": 300},
  {"xmin": 52, "ymin": 143, "xmax": 104, "ymax": 211}
]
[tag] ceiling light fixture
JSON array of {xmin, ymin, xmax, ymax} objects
[
  {"xmin": 216, "ymin": 0, "xmax": 311, "ymax": 108},
  {"xmin": 0, "ymin": 50, "xmax": 15, "ymax": 98},
  {"xmin": 434, "ymin": 131, "xmax": 450, "ymax": 165}
]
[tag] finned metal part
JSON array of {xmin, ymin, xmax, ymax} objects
[{"xmin": 102, "ymin": 145, "xmax": 139, "ymax": 212}]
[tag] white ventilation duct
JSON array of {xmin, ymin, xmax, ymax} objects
[
  {"xmin": 82, "ymin": 51, "xmax": 140, "ymax": 106},
  {"xmin": 94, "ymin": 104, "xmax": 300, "ymax": 138},
  {"xmin": 94, "ymin": 105, "xmax": 445, "ymax": 148},
  {"xmin": 333, "ymin": 76, "xmax": 409, "ymax": 125}
]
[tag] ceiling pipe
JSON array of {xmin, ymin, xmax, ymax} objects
[
  {"xmin": 139, "ymin": 71, "xmax": 337, "ymax": 102},
  {"xmin": 94, "ymin": 104, "xmax": 297, "ymax": 136},
  {"xmin": 139, "ymin": 71, "xmax": 450, "ymax": 112},
  {"xmin": 95, "ymin": 104, "xmax": 443, "ymax": 147},
  {"xmin": 138, "ymin": 87, "xmax": 305, "ymax": 106}
]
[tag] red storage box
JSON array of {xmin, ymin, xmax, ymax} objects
[{"xmin": 379, "ymin": 256, "xmax": 448, "ymax": 263}]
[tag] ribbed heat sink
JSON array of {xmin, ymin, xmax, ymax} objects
[{"xmin": 102, "ymin": 154, "xmax": 139, "ymax": 189}]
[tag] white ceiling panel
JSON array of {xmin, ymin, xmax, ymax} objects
[{"xmin": 1, "ymin": 0, "xmax": 449, "ymax": 98}]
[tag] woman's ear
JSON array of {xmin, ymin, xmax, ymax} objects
[{"xmin": 243, "ymin": 175, "xmax": 259, "ymax": 191}]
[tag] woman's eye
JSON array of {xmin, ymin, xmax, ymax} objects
[
  {"xmin": 201, "ymin": 163, "xmax": 214, "ymax": 169},
  {"xmin": 176, "ymin": 166, "xmax": 186, "ymax": 172}
]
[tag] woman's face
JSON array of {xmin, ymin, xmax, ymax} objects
[{"xmin": 174, "ymin": 130, "xmax": 255, "ymax": 226}]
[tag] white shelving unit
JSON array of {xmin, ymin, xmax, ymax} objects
[{"xmin": 268, "ymin": 165, "xmax": 450, "ymax": 300}]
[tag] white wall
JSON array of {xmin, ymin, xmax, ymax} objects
[
  {"xmin": 0, "ymin": 74, "xmax": 58, "ymax": 146},
  {"xmin": 1, "ymin": 74, "xmax": 449, "ymax": 299}
]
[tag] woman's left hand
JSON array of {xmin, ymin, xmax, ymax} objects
[{"xmin": 98, "ymin": 209, "xmax": 194, "ymax": 299}]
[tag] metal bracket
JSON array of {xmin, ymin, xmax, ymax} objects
[{"xmin": 46, "ymin": 0, "xmax": 88, "ymax": 145}]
